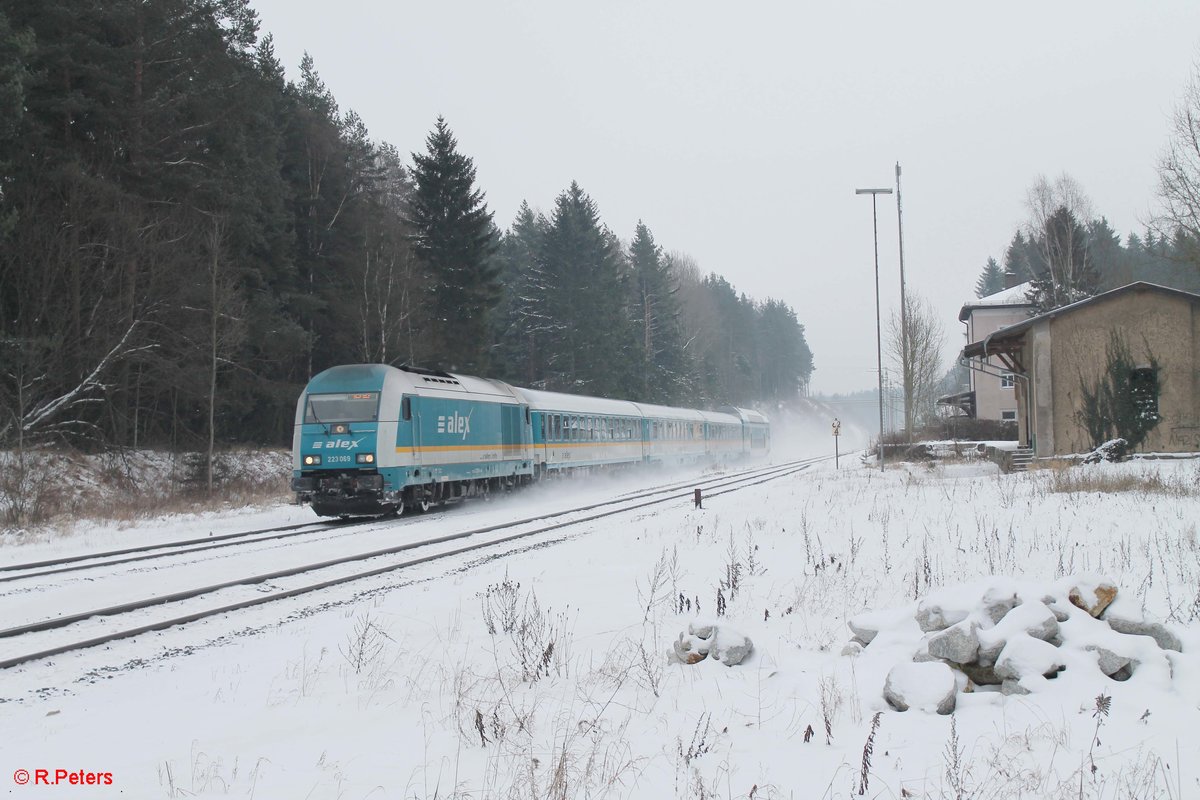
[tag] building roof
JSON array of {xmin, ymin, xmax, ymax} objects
[
  {"xmin": 957, "ymin": 281, "xmax": 1036, "ymax": 321},
  {"xmin": 961, "ymin": 281, "xmax": 1200, "ymax": 361}
]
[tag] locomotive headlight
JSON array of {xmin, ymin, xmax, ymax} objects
[
  {"xmin": 356, "ymin": 453, "xmax": 375, "ymax": 464},
  {"xmin": 304, "ymin": 455, "xmax": 322, "ymax": 466}
]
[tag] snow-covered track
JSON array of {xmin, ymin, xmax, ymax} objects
[
  {"xmin": 0, "ymin": 518, "xmax": 375, "ymax": 583},
  {"xmin": 0, "ymin": 457, "xmax": 827, "ymax": 670}
]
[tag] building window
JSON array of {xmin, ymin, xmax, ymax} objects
[
  {"xmin": 1001, "ymin": 410, "xmax": 1017, "ymax": 421},
  {"xmin": 1130, "ymin": 367, "xmax": 1159, "ymax": 417},
  {"xmin": 1000, "ymin": 371, "xmax": 1015, "ymax": 389}
]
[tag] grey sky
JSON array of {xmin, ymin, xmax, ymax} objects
[{"xmin": 251, "ymin": 0, "xmax": 1200, "ymax": 394}]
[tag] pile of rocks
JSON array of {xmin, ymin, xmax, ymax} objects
[
  {"xmin": 844, "ymin": 577, "xmax": 1183, "ymax": 715},
  {"xmin": 672, "ymin": 620, "xmax": 754, "ymax": 667}
]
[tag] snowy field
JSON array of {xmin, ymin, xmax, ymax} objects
[{"xmin": 2, "ymin": 435, "xmax": 1199, "ymax": 798}]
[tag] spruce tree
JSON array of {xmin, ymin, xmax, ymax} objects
[
  {"xmin": 407, "ymin": 116, "xmax": 498, "ymax": 373},
  {"xmin": 974, "ymin": 257, "xmax": 1005, "ymax": 298},
  {"xmin": 1003, "ymin": 232, "xmax": 1034, "ymax": 287},
  {"xmin": 493, "ymin": 201, "xmax": 550, "ymax": 385},
  {"xmin": 628, "ymin": 222, "xmax": 689, "ymax": 403},
  {"xmin": 537, "ymin": 182, "xmax": 637, "ymax": 396},
  {"xmin": 1026, "ymin": 206, "xmax": 1098, "ymax": 312}
]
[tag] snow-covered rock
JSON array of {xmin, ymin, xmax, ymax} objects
[
  {"xmin": 673, "ymin": 620, "xmax": 752, "ymax": 666},
  {"xmin": 1104, "ymin": 595, "xmax": 1182, "ymax": 652},
  {"xmin": 1068, "ymin": 576, "xmax": 1118, "ymax": 618},
  {"xmin": 858, "ymin": 572, "xmax": 1192, "ymax": 718},
  {"xmin": 1041, "ymin": 595, "xmax": 1071, "ymax": 622},
  {"xmin": 915, "ymin": 587, "xmax": 974, "ymax": 632},
  {"xmin": 1085, "ymin": 645, "xmax": 1134, "ymax": 678},
  {"xmin": 982, "ymin": 586, "xmax": 1020, "ymax": 625},
  {"xmin": 977, "ymin": 601, "xmax": 1060, "ymax": 666},
  {"xmin": 927, "ymin": 620, "xmax": 980, "ymax": 664},
  {"xmin": 673, "ymin": 632, "xmax": 710, "ymax": 664},
  {"xmin": 994, "ymin": 635, "xmax": 1065, "ymax": 683},
  {"xmin": 710, "ymin": 626, "xmax": 754, "ymax": 666},
  {"xmin": 847, "ymin": 612, "xmax": 882, "ymax": 645},
  {"xmin": 883, "ymin": 662, "xmax": 956, "ymax": 714}
]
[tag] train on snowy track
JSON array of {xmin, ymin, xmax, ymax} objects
[{"xmin": 290, "ymin": 364, "xmax": 769, "ymax": 517}]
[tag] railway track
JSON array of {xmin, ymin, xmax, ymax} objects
[
  {"xmin": 0, "ymin": 456, "xmax": 830, "ymax": 670},
  {"xmin": 0, "ymin": 517, "xmax": 378, "ymax": 584}
]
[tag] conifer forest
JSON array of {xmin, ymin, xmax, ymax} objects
[{"xmin": 0, "ymin": 1, "xmax": 814, "ymax": 452}]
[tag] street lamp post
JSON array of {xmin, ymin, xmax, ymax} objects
[
  {"xmin": 856, "ymin": 186, "xmax": 893, "ymax": 473},
  {"xmin": 895, "ymin": 163, "xmax": 911, "ymax": 442}
]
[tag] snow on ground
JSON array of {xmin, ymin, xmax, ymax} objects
[{"xmin": 2, "ymin": 449, "xmax": 1200, "ymax": 799}]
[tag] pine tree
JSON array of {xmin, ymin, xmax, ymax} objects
[
  {"xmin": 407, "ymin": 116, "xmax": 498, "ymax": 373},
  {"xmin": 974, "ymin": 257, "xmax": 1005, "ymax": 298}
]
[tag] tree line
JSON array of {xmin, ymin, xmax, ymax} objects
[
  {"xmin": 0, "ymin": 0, "xmax": 813, "ymax": 454},
  {"xmin": 972, "ymin": 173, "xmax": 1200, "ymax": 309}
]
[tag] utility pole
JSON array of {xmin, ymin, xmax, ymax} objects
[{"xmin": 896, "ymin": 162, "xmax": 912, "ymax": 442}]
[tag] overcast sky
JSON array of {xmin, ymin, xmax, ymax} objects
[{"xmin": 251, "ymin": 0, "xmax": 1200, "ymax": 394}]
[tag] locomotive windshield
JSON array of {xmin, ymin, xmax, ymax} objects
[{"xmin": 305, "ymin": 392, "xmax": 380, "ymax": 424}]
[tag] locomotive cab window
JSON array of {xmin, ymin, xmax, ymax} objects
[{"xmin": 305, "ymin": 392, "xmax": 380, "ymax": 424}]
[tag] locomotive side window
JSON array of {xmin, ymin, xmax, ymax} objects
[
  {"xmin": 305, "ymin": 392, "xmax": 380, "ymax": 424},
  {"xmin": 401, "ymin": 396, "xmax": 411, "ymax": 421}
]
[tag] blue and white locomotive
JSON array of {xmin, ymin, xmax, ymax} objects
[{"xmin": 291, "ymin": 364, "xmax": 770, "ymax": 517}]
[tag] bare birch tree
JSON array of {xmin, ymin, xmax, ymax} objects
[
  {"xmin": 1023, "ymin": 174, "xmax": 1098, "ymax": 310},
  {"xmin": 1156, "ymin": 61, "xmax": 1200, "ymax": 259},
  {"xmin": 887, "ymin": 293, "xmax": 944, "ymax": 430}
]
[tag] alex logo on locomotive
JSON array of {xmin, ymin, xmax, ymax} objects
[
  {"xmin": 436, "ymin": 411, "xmax": 472, "ymax": 438},
  {"xmin": 311, "ymin": 438, "xmax": 365, "ymax": 450}
]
